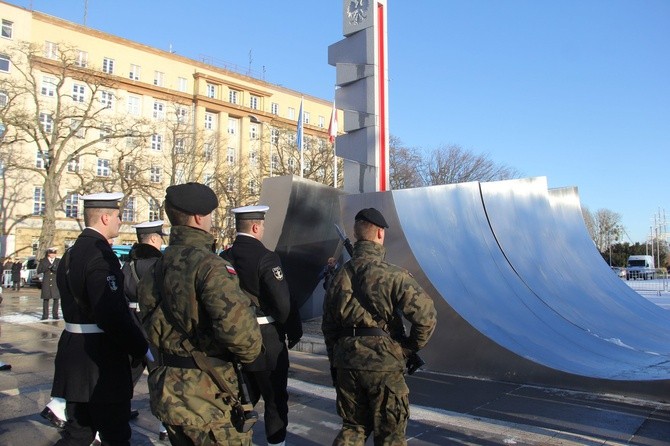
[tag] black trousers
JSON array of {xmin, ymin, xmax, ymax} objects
[
  {"xmin": 42, "ymin": 298, "xmax": 60, "ymax": 319},
  {"xmin": 54, "ymin": 400, "xmax": 131, "ymax": 446},
  {"xmin": 247, "ymin": 346, "xmax": 289, "ymax": 444}
]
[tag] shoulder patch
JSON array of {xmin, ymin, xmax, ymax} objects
[
  {"xmin": 106, "ymin": 275, "xmax": 119, "ymax": 291},
  {"xmin": 272, "ymin": 266, "xmax": 284, "ymax": 281},
  {"xmin": 226, "ymin": 264, "xmax": 237, "ymax": 275}
]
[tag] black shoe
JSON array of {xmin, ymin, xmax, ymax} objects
[
  {"xmin": 159, "ymin": 431, "xmax": 168, "ymax": 441},
  {"xmin": 40, "ymin": 407, "xmax": 66, "ymax": 429},
  {"xmin": 0, "ymin": 363, "xmax": 10, "ymax": 371},
  {"xmin": 129, "ymin": 409, "xmax": 139, "ymax": 420}
]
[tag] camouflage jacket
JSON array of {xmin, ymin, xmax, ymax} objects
[
  {"xmin": 138, "ymin": 225, "xmax": 262, "ymax": 426},
  {"xmin": 322, "ymin": 240, "xmax": 437, "ymax": 371}
]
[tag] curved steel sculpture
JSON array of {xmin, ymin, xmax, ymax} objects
[{"xmin": 262, "ymin": 175, "xmax": 670, "ymax": 400}]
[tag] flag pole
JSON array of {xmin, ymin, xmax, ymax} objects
[{"xmin": 298, "ymin": 97, "xmax": 304, "ymax": 178}]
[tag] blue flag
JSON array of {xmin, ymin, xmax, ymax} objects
[{"xmin": 296, "ymin": 97, "xmax": 304, "ymax": 152}]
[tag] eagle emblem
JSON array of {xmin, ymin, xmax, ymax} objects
[
  {"xmin": 347, "ymin": 0, "xmax": 369, "ymax": 25},
  {"xmin": 272, "ymin": 266, "xmax": 284, "ymax": 281}
]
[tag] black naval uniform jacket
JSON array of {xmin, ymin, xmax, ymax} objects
[
  {"xmin": 52, "ymin": 228, "xmax": 148, "ymax": 403},
  {"xmin": 224, "ymin": 234, "xmax": 297, "ymax": 371},
  {"xmin": 122, "ymin": 243, "xmax": 162, "ymax": 304},
  {"xmin": 37, "ymin": 257, "xmax": 60, "ymax": 300}
]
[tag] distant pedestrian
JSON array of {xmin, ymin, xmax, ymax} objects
[
  {"xmin": 322, "ymin": 208, "xmax": 437, "ymax": 445},
  {"xmin": 38, "ymin": 247, "xmax": 60, "ymax": 320},
  {"xmin": 318, "ymin": 257, "xmax": 339, "ymax": 291},
  {"xmin": 11, "ymin": 258, "xmax": 22, "ymax": 290}
]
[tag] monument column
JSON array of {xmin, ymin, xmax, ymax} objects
[{"xmin": 328, "ymin": 0, "xmax": 389, "ymax": 193}]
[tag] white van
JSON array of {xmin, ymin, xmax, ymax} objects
[{"xmin": 626, "ymin": 255, "xmax": 655, "ymax": 280}]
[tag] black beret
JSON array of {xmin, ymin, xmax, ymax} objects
[
  {"xmin": 165, "ymin": 182, "xmax": 218, "ymax": 215},
  {"xmin": 355, "ymin": 207, "xmax": 389, "ymax": 228}
]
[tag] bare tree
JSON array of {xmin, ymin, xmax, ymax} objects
[
  {"xmin": 425, "ymin": 145, "xmax": 521, "ymax": 185},
  {"xmin": 389, "ymin": 135, "xmax": 425, "ymax": 189},
  {"xmin": 0, "ymin": 42, "xmax": 151, "ymax": 257},
  {"xmin": 592, "ymin": 208, "xmax": 623, "ymax": 254},
  {"xmin": 581, "ymin": 206, "xmax": 596, "ymax": 243}
]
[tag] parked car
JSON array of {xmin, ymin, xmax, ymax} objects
[{"xmin": 611, "ymin": 266, "xmax": 626, "ymax": 278}]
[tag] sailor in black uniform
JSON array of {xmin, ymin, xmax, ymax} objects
[
  {"xmin": 221, "ymin": 205, "xmax": 302, "ymax": 446},
  {"xmin": 51, "ymin": 192, "xmax": 148, "ymax": 446}
]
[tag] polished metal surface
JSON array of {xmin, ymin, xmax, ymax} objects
[
  {"xmin": 262, "ymin": 175, "xmax": 670, "ymax": 399},
  {"xmin": 260, "ymin": 175, "xmax": 348, "ymax": 318},
  {"xmin": 339, "ymin": 179, "xmax": 670, "ymax": 399}
]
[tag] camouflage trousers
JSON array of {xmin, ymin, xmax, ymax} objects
[
  {"xmin": 333, "ymin": 369, "xmax": 409, "ymax": 446},
  {"xmin": 164, "ymin": 423, "xmax": 252, "ymax": 446}
]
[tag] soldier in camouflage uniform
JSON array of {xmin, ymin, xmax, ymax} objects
[
  {"xmin": 138, "ymin": 182, "xmax": 262, "ymax": 446},
  {"xmin": 322, "ymin": 208, "xmax": 437, "ymax": 446}
]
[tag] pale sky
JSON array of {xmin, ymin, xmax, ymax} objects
[{"xmin": 9, "ymin": 0, "xmax": 670, "ymax": 243}]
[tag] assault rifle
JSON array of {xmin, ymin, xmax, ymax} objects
[{"xmin": 333, "ymin": 224, "xmax": 426, "ymax": 375}]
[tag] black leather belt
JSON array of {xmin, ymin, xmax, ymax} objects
[
  {"xmin": 159, "ymin": 351, "xmax": 230, "ymax": 369},
  {"xmin": 339, "ymin": 327, "xmax": 389, "ymax": 337}
]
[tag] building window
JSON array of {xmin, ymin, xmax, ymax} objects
[
  {"xmin": 36, "ymin": 149, "xmax": 49, "ymax": 169},
  {"xmin": 100, "ymin": 127, "xmax": 111, "ymax": 144},
  {"xmin": 75, "ymin": 50, "xmax": 88, "ymax": 68},
  {"xmin": 122, "ymin": 197, "xmax": 135, "ymax": 222},
  {"xmin": 271, "ymin": 154, "xmax": 278, "ymax": 171},
  {"xmin": 204, "ymin": 112, "xmax": 215, "ymax": 130},
  {"xmin": 174, "ymin": 168, "xmax": 185, "ymax": 184},
  {"xmin": 0, "ymin": 91, "xmax": 6, "ymax": 107},
  {"xmin": 154, "ymin": 71, "xmax": 164, "ymax": 87},
  {"xmin": 319, "ymin": 115, "xmax": 325, "ymax": 128},
  {"xmin": 100, "ymin": 90, "xmax": 114, "ymax": 109},
  {"xmin": 151, "ymin": 134, "xmax": 163, "ymax": 151},
  {"xmin": 41, "ymin": 76, "xmax": 56, "ymax": 97},
  {"xmin": 97, "ymin": 158, "xmax": 111, "ymax": 177},
  {"xmin": 249, "ymin": 123, "xmax": 259, "ymax": 140},
  {"xmin": 129, "ymin": 64, "xmax": 140, "ymax": 81},
  {"xmin": 150, "ymin": 166, "xmax": 162, "ymax": 183},
  {"xmin": 271, "ymin": 128, "xmax": 279, "ymax": 146},
  {"xmin": 70, "ymin": 119, "xmax": 84, "ymax": 138},
  {"xmin": 178, "ymin": 77, "xmax": 187, "ymax": 92},
  {"xmin": 249, "ymin": 95, "xmax": 259, "ymax": 110},
  {"xmin": 271, "ymin": 102, "xmax": 279, "ymax": 115},
  {"xmin": 204, "ymin": 142, "xmax": 213, "ymax": 161},
  {"xmin": 124, "ymin": 162, "xmax": 136, "ymax": 180},
  {"xmin": 102, "ymin": 57, "xmax": 114, "ymax": 74},
  {"xmin": 227, "ymin": 147, "xmax": 235, "ymax": 165},
  {"xmin": 174, "ymin": 138, "xmax": 185, "ymax": 154},
  {"xmin": 1, "ymin": 20, "xmax": 13, "ymax": 39},
  {"xmin": 203, "ymin": 174, "xmax": 213, "ymax": 187},
  {"xmin": 0, "ymin": 55, "xmax": 8, "ymax": 73},
  {"xmin": 226, "ymin": 176, "xmax": 235, "ymax": 192},
  {"xmin": 304, "ymin": 112, "xmax": 310, "ymax": 125},
  {"xmin": 127, "ymin": 95, "xmax": 140, "ymax": 116},
  {"xmin": 44, "ymin": 41, "xmax": 58, "ymax": 59},
  {"xmin": 67, "ymin": 156, "xmax": 80, "ymax": 172},
  {"xmin": 227, "ymin": 118, "xmax": 238, "ymax": 135},
  {"xmin": 288, "ymin": 158, "xmax": 295, "ymax": 172},
  {"xmin": 148, "ymin": 199, "xmax": 161, "ymax": 221},
  {"xmin": 248, "ymin": 179, "xmax": 258, "ymax": 195},
  {"xmin": 176, "ymin": 106, "xmax": 188, "ymax": 123},
  {"xmin": 65, "ymin": 192, "xmax": 79, "ymax": 218},
  {"xmin": 206, "ymin": 83, "xmax": 216, "ymax": 99},
  {"xmin": 249, "ymin": 151, "xmax": 258, "ymax": 166},
  {"xmin": 33, "ymin": 187, "xmax": 46, "ymax": 215},
  {"xmin": 153, "ymin": 100, "xmax": 165, "ymax": 119},
  {"xmin": 288, "ymin": 107, "xmax": 295, "ymax": 120},
  {"xmin": 72, "ymin": 83, "xmax": 85, "ymax": 103},
  {"xmin": 39, "ymin": 113, "xmax": 53, "ymax": 133},
  {"xmin": 229, "ymin": 89, "xmax": 238, "ymax": 104}
]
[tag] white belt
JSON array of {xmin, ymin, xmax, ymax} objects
[
  {"xmin": 65, "ymin": 323, "xmax": 105, "ymax": 334},
  {"xmin": 257, "ymin": 316, "xmax": 275, "ymax": 325}
]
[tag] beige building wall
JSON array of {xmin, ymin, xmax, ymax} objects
[{"xmin": 0, "ymin": 1, "xmax": 341, "ymax": 257}]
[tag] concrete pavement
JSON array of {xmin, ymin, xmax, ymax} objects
[{"xmin": 0, "ymin": 288, "xmax": 668, "ymax": 445}]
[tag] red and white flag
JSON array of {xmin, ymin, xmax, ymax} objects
[{"xmin": 328, "ymin": 101, "xmax": 338, "ymax": 144}]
